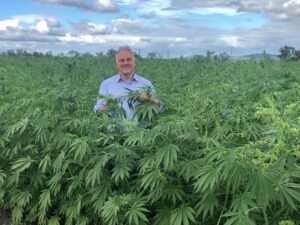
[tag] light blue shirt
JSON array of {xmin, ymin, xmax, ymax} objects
[{"xmin": 94, "ymin": 74, "xmax": 157, "ymax": 120}]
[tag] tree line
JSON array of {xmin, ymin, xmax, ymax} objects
[{"xmin": 1, "ymin": 45, "xmax": 300, "ymax": 60}]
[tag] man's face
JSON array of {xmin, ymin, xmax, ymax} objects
[{"xmin": 116, "ymin": 50, "xmax": 135, "ymax": 77}]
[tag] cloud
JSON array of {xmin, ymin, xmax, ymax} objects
[
  {"xmin": 58, "ymin": 32, "xmax": 150, "ymax": 46},
  {"xmin": 175, "ymin": 37, "xmax": 188, "ymax": 43},
  {"xmin": 94, "ymin": 0, "xmax": 119, "ymax": 12},
  {"xmin": 33, "ymin": 0, "xmax": 118, "ymax": 12},
  {"xmin": 70, "ymin": 17, "xmax": 144, "ymax": 36},
  {"xmin": 168, "ymin": 0, "xmax": 300, "ymax": 21},
  {"xmin": 0, "ymin": 19, "xmax": 19, "ymax": 31},
  {"xmin": 110, "ymin": 17, "xmax": 142, "ymax": 34},
  {"xmin": 35, "ymin": 20, "xmax": 50, "ymax": 33},
  {"xmin": 0, "ymin": 28, "xmax": 58, "ymax": 42},
  {"xmin": 169, "ymin": 0, "xmax": 233, "ymax": 9},
  {"xmin": 72, "ymin": 21, "xmax": 108, "ymax": 35},
  {"xmin": 1, "ymin": 1, "xmax": 299, "ymax": 57},
  {"xmin": 123, "ymin": 0, "xmax": 242, "ymax": 26},
  {"xmin": 269, "ymin": 0, "xmax": 300, "ymax": 20},
  {"xmin": 118, "ymin": 0, "xmax": 139, "ymax": 5},
  {"xmin": 220, "ymin": 35, "xmax": 243, "ymax": 48},
  {"xmin": 190, "ymin": 7, "xmax": 240, "ymax": 16},
  {"xmin": 58, "ymin": 33, "xmax": 106, "ymax": 43},
  {"xmin": 232, "ymin": 0, "xmax": 300, "ymax": 21},
  {"xmin": 0, "ymin": 15, "xmax": 63, "ymax": 42}
]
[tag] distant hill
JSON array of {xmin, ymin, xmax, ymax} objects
[{"xmin": 230, "ymin": 53, "xmax": 279, "ymax": 60}]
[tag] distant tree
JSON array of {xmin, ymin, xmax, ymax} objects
[
  {"xmin": 205, "ymin": 50, "xmax": 215, "ymax": 60},
  {"xmin": 279, "ymin": 45, "xmax": 296, "ymax": 60},
  {"xmin": 147, "ymin": 52, "xmax": 157, "ymax": 59},
  {"xmin": 68, "ymin": 50, "xmax": 80, "ymax": 57},
  {"xmin": 82, "ymin": 52, "xmax": 93, "ymax": 58},
  {"xmin": 7, "ymin": 49, "xmax": 16, "ymax": 56},
  {"xmin": 106, "ymin": 49, "xmax": 117, "ymax": 58},
  {"xmin": 191, "ymin": 54, "xmax": 205, "ymax": 60},
  {"xmin": 261, "ymin": 50, "xmax": 272, "ymax": 60},
  {"xmin": 58, "ymin": 53, "xmax": 65, "ymax": 57},
  {"xmin": 32, "ymin": 51, "xmax": 44, "ymax": 57},
  {"xmin": 214, "ymin": 52, "xmax": 230, "ymax": 61},
  {"xmin": 16, "ymin": 49, "xmax": 29, "ymax": 56},
  {"xmin": 45, "ymin": 51, "xmax": 53, "ymax": 57},
  {"xmin": 134, "ymin": 52, "xmax": 141, "ymax": 59},
  {"xmin": 96, "ymin": 51, "xmax": 104, "ymax": 57}
]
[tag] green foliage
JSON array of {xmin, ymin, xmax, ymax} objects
[
  {"xmin": 170, "ymin": 205, "xmax": 196, "ymax": 225},
  {"xmin": 1, "ymin": 55, "xmax": 300, "ymax": 225}
]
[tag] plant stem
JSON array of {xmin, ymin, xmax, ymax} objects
[
  {"xmin": 262, "ymin": 207, "xmax": 269, "ymax": 225},
  {"xmin": 216, "ymin": 187, "xmax": 230, "ymax": 225}
]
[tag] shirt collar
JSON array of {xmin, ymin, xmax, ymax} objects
[{"xmin": 116, "ymin": 73, "xmax": 139, "ymax": 82}]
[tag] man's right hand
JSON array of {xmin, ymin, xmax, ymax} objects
[{"xmin": 139, "ymin": 92, "xmax": 150, "ymax": 102}]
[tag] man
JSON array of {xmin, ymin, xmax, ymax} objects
[{"xmin": 94, "ymin": 46, "xmax": 160, "ymax": 120}]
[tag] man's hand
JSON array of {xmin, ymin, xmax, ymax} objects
[
  {"xmin": 96, "ymin": 106, "xmax": 109, "ymax": 113},
  {"xmin": 139, "ymin": 92, "xmax": 160, "ymax": 106},
  {"xmin": 139, "ymin": 92, "xmax": 150, "ymax": 101}
]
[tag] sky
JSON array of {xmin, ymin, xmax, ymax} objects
[{"xmin": 0, "ymin": 0, "xmax": 299, "ymax": 57}]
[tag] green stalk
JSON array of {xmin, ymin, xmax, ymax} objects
[
  {"xmin": 216, "ymin": 187, "xmax": 230, "ymax": 225},
  {"xmin": 262, "ymin": 207, "xmax": 269, "ymax": 225}
]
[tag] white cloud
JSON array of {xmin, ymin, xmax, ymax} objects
[
  {"xmin": 110, "ymin": 18, "xmax": 141, "ymax": 33},
  {"xmin": 283, "ymin": 0, "xmax": 300, "ymax": 8},
  {"xmin": 58, "ymin": 33, "xmax": 105, "ymax": 43},
  {"xmin": 0, "ymin": 14, "xmax": 62, "ymax": 43},
  {"xmin": 221, "ymin": 35, "xmax": 243, "ymax": 48},
  {"xmin": 8, "ymin": 15, "xmax": 60, "ymax": 30},
  {"xmin": 80, "ymin": 35, "xmax": 106, "ymax": 43},
  {"xmin": 58, "ymin": 32, "xmax": 146, "ymax": 45},
  {"xmin": 14, "ymin": 14, "xmax": 45, "ymax": 23},
  {"xmin": 96, "ymin": 0, "xmax": 115, "ymax": 7},
  {"xmin": 94, "ymin": 0, "xmax": 118, "ymax": 11},
  {"xmin": 58, "ymin": 33, "xmax": 78, "ymax": 42},
  {"xmin": 137, "ymin": 0, "xmax": 172, "ymax": 15},
  {"xmin": 117, "ymin": 0, "xmax": 138, "ymax": 5},
  {"xmin": 88, "ymin": 22, "xmax": 106, "ymax": 33},
  {"xmin": 234, "ymin": 0, "xmax": 300, "ymax": 21},
  {"xmin": 111, "ymin": 18, "xmax": 139, "ymax": 26},
  {"xmin": 34, "ymin": 0, "xmax": 118, "ymax": 12},
  {"xmin": 71, "ymin": 21, "xmax": 108, "ymax": 35},
  {"xmin": 35, "ymin": 20, "xmax": 50, "ymax": 33},
  {"xmin": 0, "ymin": 15, "xmax": 58, "ymax": 34},
  {"xmin": 190, "ymin": 7, "xmax": 240, "ymax": 16},
  {"xmin": 175, "ymin": 37, "xmax": 187, "ymax": 42},
  {"xmin": 129, "ymin": 0, "xmax": 241, "ymax": 19},
  {"xmin": 0, "ymin": 19, "xmax": 19, "ymax": 31},
  {"xmin": 142, "ymin": 0, "xmax": 172, "ymax": 10}
]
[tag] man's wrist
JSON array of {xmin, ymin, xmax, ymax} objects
[{"xmin": 150, "ymin": 96, "xmax": 160, "ymax": 105}]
